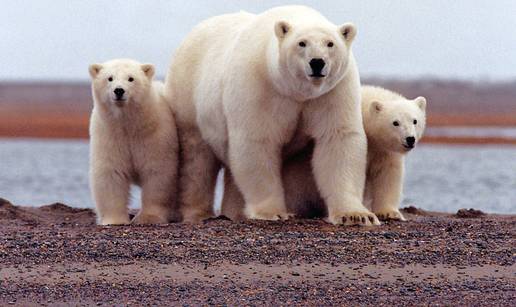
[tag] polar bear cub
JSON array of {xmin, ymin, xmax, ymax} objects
[
  {"xmin": 222, "ymin": 86, "xmax": 426, "ymax": 222},
  {"xmin": 361, "ymin": 86, "xmax": 426, "ymax": 220},
  {"xmin": 89, "ymin": 59, "xmax": 178, "ymax": 225}
]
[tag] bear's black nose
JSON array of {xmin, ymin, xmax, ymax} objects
[
  {"xmin": 114, "ymin": 88, "xmax": 125, "ymax": 99},
  {"xmin": 309, "ymin": 58, "xmax": 325, "ymax": 76},
  {"xmin": 406, "ymin": 136, "xmax": 416, "ymax": 147}
]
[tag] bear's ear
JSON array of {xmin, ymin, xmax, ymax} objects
[
  {"xmin": 370, "ymin": 100, "xmax": 383, "ymax": 113},
  {"xmin": 339, "ymin": 23, "xmax": 357, "ymax": 44},
  {"xmin": 274, "ymin": 21, "xmax": 291, "ymax": 40},
  {"xmin": 141, "ymin": 64, "xmax": 155, "ymax": 79},
  {"xmin": 414, "ymin": 96, "xmax": 427, "ymax": 111},
  {"xmin": 88, "ymin": 64, "xmax": 103, "ymax": 79}
]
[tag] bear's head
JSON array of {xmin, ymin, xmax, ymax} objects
[
  {"xmin": 89, "ymin": 59, "xmax": 155, "ymax": 109},
  {"xmin": 272, "ymin": 20, "xmax": 356, "ymax": 100},
  {"xmin": 366, "ymin": 96, "xmax": 427, "ymax": 154}
]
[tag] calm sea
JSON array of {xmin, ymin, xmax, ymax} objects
[{"xmin": 0, "ymin": 138, "xmax": 515, "ymax": 214}]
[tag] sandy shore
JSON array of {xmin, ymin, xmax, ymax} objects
[{"xmin": 0, "ymin": 198, "xmax": 514, "ymax": 305}]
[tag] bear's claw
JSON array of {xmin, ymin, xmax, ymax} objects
[
  {"xmin": 375, "ymin": 210, "xmax": 406, "ymax": 221},
  {"xmin": 326, "ymin": 211, "xmax": 381, "ymax": 226},
  {"xmin": 247, "ymin": 211, "xmax": 292, "ymax": 221}
]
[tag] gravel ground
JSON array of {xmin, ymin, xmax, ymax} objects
[{"xmin": 0, "ymin": 198, "xmax": 515, "ymax": 306}]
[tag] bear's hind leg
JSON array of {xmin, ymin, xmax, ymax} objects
[
  {"xmin": 220, "ymin": 169, "xmax": 246, "ymax": 221},
  {"xmin": 178, "ymin": 127, "xmax": 219, "ymax": 223}
]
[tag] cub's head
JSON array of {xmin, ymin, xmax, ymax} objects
[
  {"xmin": 367, "ymin": 96, "xmax": 427, "ymax": 154},
  {"xmin": 273, "ymin": 20, "xmax": 356, "ymax": 100},
  {"xmin": 89, "ymin": 59, "xmax": 155, "ymax": 109}
]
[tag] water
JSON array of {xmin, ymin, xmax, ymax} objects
[
  {"xmin": 0, "ymin": 138, "xmax": 515, "ymax": 214},
  {"xmin": 426, "ymin": 126, "xmax": 516, "ymax": 139}
]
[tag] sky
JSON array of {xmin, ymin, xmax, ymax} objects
[{"xmin": 1, "ymin": 0, "xmax": 516, "ymax": 81}]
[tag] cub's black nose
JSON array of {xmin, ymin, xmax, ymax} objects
[
  {"xmin": 309, "ymin": 58, "xmax": 325, "ymax": 76},
  {"xmin": 114, "ymin": 88, "xmax": 125, "ymax": 99},
  {"xmin": 406, "ymin": 136, "xmax": 416, "ymax": 147}
]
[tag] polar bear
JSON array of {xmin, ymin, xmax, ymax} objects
[
  {"xmin": 360, "ymin": 86, "xmax": 427, "ymax": 220},
  {"xmin": 222, "ymin": 86, "xmax": 427, "ymax": 221},
  {"xmin": 165, "ymin": 5, "xmax": 379, "ymax": 225},
  {"xmin": 89, "ymin": 59, "xmax": 178, "ymax": 225}
]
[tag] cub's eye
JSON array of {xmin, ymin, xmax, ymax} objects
[
  {"xmin": 299, "ymin": 41, "xmax": 306, "ymax": 47},
  {"xmin": 413, "ymin": 119, "xmax": 418, "ymax": 125},
  {"xmin": 108, "ymin": 77, "xmax": 113, "ymax": 82},
  {"xmin": 128, "ymin": 77, "xmax": 134, "ymax": 82},
  {"xmin": 327, "ymin": 41, "xmax": 334, "ymax": 48},
  {"xmin": 393, "ymin": 121, "xmax": 400, "ymax": 127}
]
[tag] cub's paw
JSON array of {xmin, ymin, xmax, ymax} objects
[
  {"xmin": 99, "ymin": 215, "xmax": 130, "ymax": 226},
  {"xmin": 375, "ymin": 209, "xmax": 406, "ymax": 221},
  {"xmin": 131, "ymin": 212, "xmax": 169, "ymax": 225},
  {"xmin": 325, "ymin": 210, "xmax": 380, "ymax": 226}
]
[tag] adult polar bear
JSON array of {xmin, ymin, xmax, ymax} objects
[{"xmin": 165, "ymin": 5, "xmax": 380, "ymax": 225}]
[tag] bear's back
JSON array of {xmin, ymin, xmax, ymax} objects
[
  {"xmin": 361, "ymin": 86, "xmax": 404, "ymax": 111},
  {"xmin": 258, "ymin": 5, "xmax": 332, "ymax": 28}
]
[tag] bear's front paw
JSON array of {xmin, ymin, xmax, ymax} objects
[
  {"xmin": 246, "ymin": 210, "xmax": 293, "ymax": 221},
  {"xmin": 374, "ymin": 209, "xmax": 406, "ymax": 221},
  {"xmin": 325, "ymin": 209, "xmax": 380, "ymax": 226},
  {"xmin": 244, "ymin": 197, "xmax": 292, "ymax": 221},
  {"xmin": 99, "ymin": 215, "xmax": 130, "ymax": 226},
  {"xmin": 131, "ymin": 212, "xmax": 169, "ymax": 225}
]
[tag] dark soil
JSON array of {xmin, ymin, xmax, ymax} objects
[
  {"xmin": 456, "ymin": 208, "xmax": 486, "ymax": 218},
  {"xmin": 0, "ymin": 199, "xmax": 514, "ymax": 306}
]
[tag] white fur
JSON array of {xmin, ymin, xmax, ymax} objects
[
  {"xmin": 89, "ymin": 59, "xmax": 178, "ymax": 225},
  {"xmin": 221, "ymin": 86, "xmax": 427, "ymax": 222},
  {"xmin": 361, "ymin": 86, "xmax": 426, "ymax": 220},
  {"xmin": 166, "ymin": 5, "xmax": 377, "ymax": 225}
]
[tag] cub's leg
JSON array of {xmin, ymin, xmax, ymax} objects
[
  {"xmin": 91, "ymin": 168, "xmax": 131, "ymax": 225},
  {"xmin": 178, "ymin": 127, "xmax": 219, "ymax": 223},
  {"xmin": 368, "ymin": 157, "xmax": 406, "ymax": 221},
  {"xmin": 220, "ymin": 169, "xmax": 246, "ymax": 221},
  {"xmin": 132, "ymin": 171, "xmax": 176, "ymax": 224}
]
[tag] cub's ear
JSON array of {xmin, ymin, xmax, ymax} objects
[
  {"xmin": 274, "ymin": 21, "xmax": 291, "ymax": 40},
  {"xmin": 141, "ymin": 64, "xmax": 155, "ymax": 79},
  {"xmin": 88, "ymin": 64, "xmax": 103, "ymax": 79},
  {"xmin": 414, "ymin": 96, "xmax": 427, "ymax": 111},
  {"xmin": 370, "ymin": 101, "xmax": 383, "ymax": 113},
  {"xmin": 339, "ymin": 23, "xmax": 357, "ymax": 44}
]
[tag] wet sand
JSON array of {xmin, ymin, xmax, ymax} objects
[{"xmin": 0, "ymin": 198, "xmax": 514, "ymax": 305}]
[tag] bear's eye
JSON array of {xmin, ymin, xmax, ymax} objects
[
  {"xmin": 299, "ymin": 41, "xmax": 306, "ymax": 47},
  {"xmin": 393, "ymin": 121, "xmax": 400, "ymax": 127},
  {"xmin": 327, "ymin": 41, "xmax": 334, "ymax": 48},
  {"xmin": 413, "ymin": 119, "xmax": 417, "ymax": 125},
  {"xmin": 108, "ymin": 76, "xmax": 113, "ymax": 82},
  {"xmin": 128, "ymin": 77, "xmax": 134, "ymax": 82}
]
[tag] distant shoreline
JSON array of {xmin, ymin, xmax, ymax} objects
[
  {"xmin": 1, "ymin": 113, "xmax": 515, "ymax": 144},
  {"xmin": 1, "ymin": 79, "xmax": 515, "ymax": 143}
]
